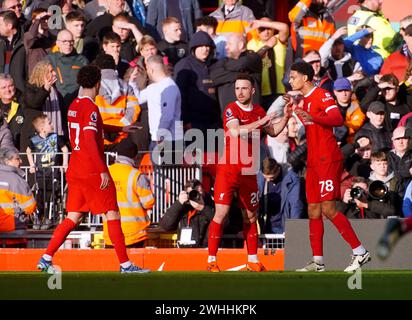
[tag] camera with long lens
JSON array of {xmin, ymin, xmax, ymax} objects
[
  {"xmin": 368, "ymin": 180, "xmax": 388, "ymax": 200},
  {"xmin": 188, "ymin": 189, "xmax": 203, "ymax": 203},
  {"xmin": 350, "ymin": 181, "xmax": 388, "ymax": 203},
  {"xmin": 350, "ymin": 186, "xmax": 365, "ymax": 200}
]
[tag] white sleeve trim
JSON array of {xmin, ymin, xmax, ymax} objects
[
  {"xmin": 225, "ymin": 118, "xmax": 239, "ymax": 128},
  {"xmin": 325, "ymin": 105, "xmax": 338, "ymax": 113},
  {"xmin": 83, "ymin": 126, "xmax": 98, "ymax": 132}
]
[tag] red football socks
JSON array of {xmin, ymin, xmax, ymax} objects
[
  {"xmin": 45, "ymin": 218, "xmax": 76, "ymax": 257},
  {"xmin": 107, "ymin": 219, "xmax": 129, "ymax": 264},
  {"xmin": 208, "ymin": 220, "xmax": 223, "ymax": 256},
  {"xmin": 403, "ymin": 216, "xmax": 412, "ymax": 233},
  {"xmin": 309, "ymin": 218, "xmax": 324, "ymax": 256},
  {"xmin": 331, "ymin": 212, "xmax": 361, "ymax": 249},
  {"xmin": 243, "ymin": 222, "xmax": 258, "ymax": 255}
]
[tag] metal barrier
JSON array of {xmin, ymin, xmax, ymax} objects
[{"xmin": 19, "ymin": 152, "xmax": 201, "ymax": 227}]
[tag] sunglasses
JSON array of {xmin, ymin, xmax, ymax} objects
[
  {"xmin": 258, "ymin": 27, "xmax": 271, "ymax": 32},
  {"xmin": 7, "ymin": 4, "xmax": 22, "ymax": 10}
]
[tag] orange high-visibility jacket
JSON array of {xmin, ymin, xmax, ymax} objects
[
  {"xmin": 0, "ymin": 165, "xmax": 36, "ymax": 232},
  {"xmin": 104, "ymin": 158, "xmax": 155, "ymax": 246},
  {"xmin": 95, "ymin": 69, "xmax": 141, "ymax": 145},
  {"xmin": 289, "ymin": 0, "xmax": 336, "ymax": 58}
]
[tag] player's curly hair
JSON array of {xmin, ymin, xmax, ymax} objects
[
  {"xmin": 291, "ymin": 61, "xmax": 315, "ymax": 82},
  {"xmin": 77, "ymin": 65, "xmax": 101, "ymax": 88}
]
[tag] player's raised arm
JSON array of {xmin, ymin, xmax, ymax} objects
[
  {"xmin": 264, "ymin": 98, "xmax": 292, "ymax": 137},
  {"xmin": 226, "ymin": 113, "xmax": 275, "ymax": 138}
]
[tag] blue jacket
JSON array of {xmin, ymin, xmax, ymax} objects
[
  {"xmin": 343, "ymin": 29, "xmax": 383, "ymax": 77},
  {"xmin": 257, "ymin": 170, "xmax": 304, "ymax": 233},
  {"xmin": 146, "ymin": 0, "xmax": 202, "ymax": 41},
  {"xmin": 403, "ymin": 180, "xmax": 412, "ymax": 218}
]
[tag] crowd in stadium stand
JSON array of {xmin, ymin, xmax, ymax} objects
[{"xmin": 1, "ymin": 0, "xmax": 412, "ymax": 248}]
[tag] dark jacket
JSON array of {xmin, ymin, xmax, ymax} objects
[
  {"xmin": 0, "ymin": 90, "xmax": 25, "ymax": 150},
  {"xmin": 210, "ymin": 50, "xmax": 262, "ymax": 113},
  {"xmin": 21, "ymin": 84, "xmax": 63, "ymax": 152},
  {"xmin": 387, "ymin": 148, "xmax": 412, "ymax": 197},
  {"xmin": 23, "ymin": 19, "xmax": 56, "ymax": 76},
  {"xmin": 355, "ymin": 122, "xmax": 392, "ymax": 153},
  {"xmin": 341, "ymin": 141, "xmax": 372, "ymax": 178},
  {"xmin": 146, "ymin": 0, "xmax": 202, "ymax": 41},
  {"xmin": 337, "ymin": 192, "xmax": 398, "ymax": 219},
  {"xmin": 174, "ymin": 31, "xmax": 220, "ymax": 129},
  {"xmin": 0, "ymin": 29, "xmax": 27, "ymax": 93},
  {"xmin": 79, "ymin": 36, "xmax": 100, "ymax": 63},
  {"xmin": 157, "ymin": 39, "xmax": 188, "ymax": 67},
  {"xmin": 159, "ymin": 198, "xmax": 214, "ymax": 248},
  {"xmin": 45, "ymin": 51, "xmax": 88, "ymax": 108},
  {"xmin": 85, "ymin": 12, "xmax": 145, "ymax": 42},
  {"xmin": 120, "ymin": 39, "xmax": 138, "ymax": 62},
  {"xmin": 360, "ymin": 82, "xmax": 411, "ymax": 131}
]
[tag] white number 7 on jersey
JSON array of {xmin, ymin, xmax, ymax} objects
[{"xmin": 69, "ymin": 122, "xmax": 80, "ymax": 150}]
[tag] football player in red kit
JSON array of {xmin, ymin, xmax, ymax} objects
[
  {"xmin": 289, "ymin": 62, "xmax": 371, "ymax": 273},
  {"xmin": 37, "ymin": 65, "xmax": 149, "ymax": 274},
  {"xmin": 207, "ymin": 74, "xmax": 292, "ymax": 272}
]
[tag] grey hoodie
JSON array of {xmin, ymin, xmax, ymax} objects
[{"xmin": 98, "ymin": 69, "xmax": 140, "ymax": 126}]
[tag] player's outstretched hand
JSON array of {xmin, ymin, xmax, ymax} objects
[{"xmin": 100, "ymin": 172, "xmax": 110, "ymax": 190}]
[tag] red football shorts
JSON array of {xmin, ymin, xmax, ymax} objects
[
  {"xmin": 306, "ymin": 160, "xmax": 343, "ymax": 204},
  {"xmin": 214, "ymin": 165, "xmax": 259, "ymax": 212},
  {"xmin": 66, "ymin": 174, "xmax": 119, "ymax": 214}
]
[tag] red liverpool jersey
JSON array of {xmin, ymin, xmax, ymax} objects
[
  {"xmin": 222, "ymin": 101, "xmax": 266, "ymax": 169},
  {"xmin": 301, "ymin": 87, "xmax": 344, "ymax": 167},
  {"xmin": 66, "ymin": 96, "xmax": 108, "ymax": 179}
]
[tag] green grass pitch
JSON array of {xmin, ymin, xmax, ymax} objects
[{"xmin": 1, "ymin": 271, "xmax": 412, "ymax": 300}]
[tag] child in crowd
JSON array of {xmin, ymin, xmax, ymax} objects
[{"xmin": 26, "ymin": 115, "xmax": 68, "ymax": 230}]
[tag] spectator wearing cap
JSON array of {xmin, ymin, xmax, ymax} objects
[
  {"xmin": 347, "ymin": 0, "xmax": 396, "ymax": 59},
  {"xmin": 174, "ymin": 31, "xmax": 221, "ymax": 143},
  {"xmin": 387, "ymin": 126, "xmax": 412, "ymax": 197},
  {"xmin": 361, "ymin": 73, "xmax": 412, "ymax": 131},
  {"xmin": 355, "ymin": 101, "xmax": 392, "ymax": 153},
  {"xmin": 333, "ymin": 77, "xmax": 365, "ymax": 144},
  {"xmin": 343, "ymin": 25, "xmax": 383, "ymax": 77},
  {"xmin": 381, "ymin": 17, "xmax": 412, "ymax": 82}
]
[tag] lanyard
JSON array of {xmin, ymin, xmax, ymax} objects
[{"xmin": 187, "ymin": 209, "xmax": 197, "ymax": 226}]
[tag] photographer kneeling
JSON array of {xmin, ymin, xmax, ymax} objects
[
  {"xmin": 159, "ymin": 179, "xmax": 215, "ymax": 247},
  {"xmin": 338, "ymin": 176, "xmax": 397, "ymax": 219}
]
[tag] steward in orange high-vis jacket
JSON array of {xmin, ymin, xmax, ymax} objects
[
  {"xmin": 103, "ymin": 148, "xmax": 154, "ymax": 247},
  {"xmin": 0, "ymin": 147, "xmax": 36, "ymax": 232}
]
